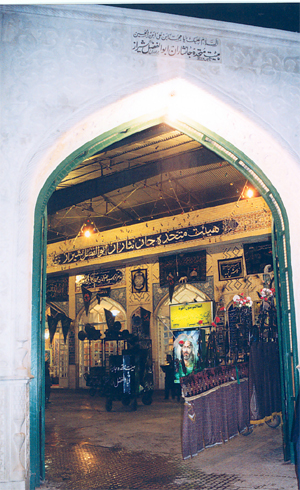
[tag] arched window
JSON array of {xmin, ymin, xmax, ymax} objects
[
  {"xmin": 77, "ymin": 298, "xmax": 126, "ymax": 386},
  {"xmin": 154, "ymin": 284, "xmax": 210, "ymax": 389}
]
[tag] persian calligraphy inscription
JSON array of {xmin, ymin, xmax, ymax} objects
[{"xmin": 132, "ymin": 28, "xmax": 221, "ymax": 62}]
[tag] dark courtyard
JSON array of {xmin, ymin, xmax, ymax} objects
[{"xmin": 40, "ymin": 389, "xmax": 297, "ymax": 490}]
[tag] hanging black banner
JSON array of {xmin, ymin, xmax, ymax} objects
[
  {"xmin": 168, "ymin": 272, "xmax": 176, "ymax": 302},
  {"xmin": 243, "ymin": 241, "xmax": 273, "ymax": 275},
  {"xmin": 47, "ymin": 314, "xmax": 60, "ymax": 344},
  {"xmin": 46, "ymin": 275, "xmax": 68, "ymax": 302},
  {"xmin": 140, "ymin": 307, "xmax": 151, "ymax": 338},
  {"xmin": 159, "ymin": 250, "xmax": 206, "ymax": 287},
  {"xmin": 61, "ymin": 315, "xmax": 72, "ymax": 343},
  {"xmin": 47, "ymin": 313, "xmax": 73, "ymax": 344},
  {"xmin": 81, "ymin": 285, "xmax": 92, "ymax": 315},
  {"xmin": 104, "ymin": 308, "xmax": 115, "ymax": 330},
  {"xmin": 96, "ymin": 287, "xmax": 111, "ymax": 304}
]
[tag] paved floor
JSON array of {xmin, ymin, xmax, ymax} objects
[{"xmin": 39, "ymin": 389, "xmax": 298, "ymax": 490}]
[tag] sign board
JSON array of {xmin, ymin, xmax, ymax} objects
[{"xmin": 169, "ymin": 301, "xmax": 213, "ymax": 330}]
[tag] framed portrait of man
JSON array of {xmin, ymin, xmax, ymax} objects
[{"xmin": 173, "ymin": 330, "xmax": 200, "ymax": 383}]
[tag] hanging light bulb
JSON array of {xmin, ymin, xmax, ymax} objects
[{"xmin": 246, "ymin": 188, "xmax": 254, "ymax": 198}]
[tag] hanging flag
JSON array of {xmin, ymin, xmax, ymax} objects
[
  {"xmin": 81, "ymin": 285, "xmax": 92, "ymax": 315},
  {"xmin": 167, "ymin": 272, "xmax": 176, "ymax": 302},
  {"xmin": 47, "ymin": 314, "xmax": 60, "ymax": 344},
  {"xmin": 96, "ymin": 287, "xmax": 111, "ymax": 304},
  {"xmin": 140, "ymin": 307, "xmax": 151, "ymax": 337},
  {"xmin": 50, "ymin": 306, "xmax": 57, "ymax": 317},
  {"xmin": 104, "ymin": 308, "xmax": 115, "ymax": 330},
  {"xmin": 60, "ymin": 314, "xmax": 73, "ymax": 343}
]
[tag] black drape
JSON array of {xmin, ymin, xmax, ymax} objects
[{"xmin": 248, "ymin": 342, "xmax": 281, "ymax": 423}]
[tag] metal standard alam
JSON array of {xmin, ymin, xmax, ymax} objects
[{"xmin": 79, "ymin": 319, "xmax": 154, "ymax": 411}]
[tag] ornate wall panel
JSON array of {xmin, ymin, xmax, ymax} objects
[
  {"xmin": 110, "ymin": 288, "xmax": 126, "ymax": 312},
  {"xmin": 127, "ymin": 264, "xmax": 151, "ymax": 306},
  {"xmin": 0, "ymin": 380, "xmax": 29, "ymax": 487},
  {"xmin": 0, "ymin": 4, "xmax": 299, "ymax": 167}
]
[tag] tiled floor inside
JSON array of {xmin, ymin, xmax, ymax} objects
[{"xmin": 40, "ymin": 389, "xmax": 298, "ymax": 490}]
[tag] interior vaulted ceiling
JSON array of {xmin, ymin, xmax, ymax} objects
[{"xmin": 47, "ymin": 123, "xmax": 258, "ymax": 244}]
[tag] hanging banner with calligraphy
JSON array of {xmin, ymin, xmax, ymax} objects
[
  {"xmin": 52, "ymin": 219, "xmax": 238, "ymax": 267},
  {"xmin": 76, "ymin": 269, "xmax": 124, "ymax": 291},
  {"xmin": 132, "ymin": 28, "xmax": 221, "ymax": 62},
  {"xmin": 46, "ymin": 275, "xmax": 68, "ymax": 302},
  {"xmin": 218, "ymin": 257, "xmax": 244, "ymax": 281},
  {"xmin": 159, "ymin": 250, "xmax": 206, "ymax": 287}
]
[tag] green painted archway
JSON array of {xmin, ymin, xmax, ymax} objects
[{"xmin": 31, "ymin": 112, "xmax": 299, "ymax": 488}]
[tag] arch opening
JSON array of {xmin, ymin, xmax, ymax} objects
[{"xmin": 31, "ymin": 105, "xmax": 298, "ymax": 488}]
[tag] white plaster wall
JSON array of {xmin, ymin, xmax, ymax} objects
[{"xmin": 0, "ymin": 4, "xmax": 299, "ymax": 488}]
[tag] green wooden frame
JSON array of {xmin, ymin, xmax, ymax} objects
[{"xmin": 31, "ymin": 112, "xmax": 298, "ymax": 488}]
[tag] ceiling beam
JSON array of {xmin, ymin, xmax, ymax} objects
[
  {"xmin": 102, "ymin": 195, "xmax": 139, "ymax": 224},
  {"xmin": 47, "ymin": 146, "xmax": 222, "ymax": 214},
  {"xmin": 87, "ymin": 123, "xmax": 177, "ymax": 159}
]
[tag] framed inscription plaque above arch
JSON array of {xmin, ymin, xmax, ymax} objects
[{"xmin": 218, "ymin": 257, "xmax": 244, "ymax": 281}]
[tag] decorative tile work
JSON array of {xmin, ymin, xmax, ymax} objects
[
  {"xmin": 243, "ymin": 276, "xmax": 258, "ymax": 293},
  {"xmin": 153, "ymin": 276, "xmax": 214, "ymax": 312},
  {"xmin": 75, "ymin": 288, "xmax": 126, "ymax": 317},
  {"xmin": 221, "ymin": 279, "xmax": 244, "ymax": 293},
  {"xmin": 221, "ymin": 245, "xmax": 243, "ymax": 259},
  {"xmin": 110, "ymin": 288, "xmax": 127, "ymax": 311},
  {"xmin": 153, "ymin": 284, "xmax": 168, "ymax": 312},
  {"xmin": 234, "ymin": 209, "xmax": 272, "ymax": 234},
  {"xmin": 128, "ymin": 291, "xmax": 151, "ymax": 305},
  {"xmin": 75, "ymin": 294, "xmax": 84, "ymax": 317},
  {"xmin": 51, "ymin": 302, "xmax": 69, "ymax": 317},
  {"xmin": 206, "ymin": 251, "xmax": 213, "ymax": 275},
  {"xmin": 192, "ymin": 278, "xmax": 214, "ymax": 301}
]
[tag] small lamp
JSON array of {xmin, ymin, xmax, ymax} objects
[{"xmin": 79, "ymin": 219, "xmax": 99, "ymax": 238}]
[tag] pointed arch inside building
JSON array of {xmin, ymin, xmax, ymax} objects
[
  {"xmin": 31, "ymin": 107, "xmax": 298, "ymax": 488},
  {"xmin": 77, "ymin": 296, "xmax": 127, "ymax": 386},
  {"xmin": 154, "ymin": 283, "xmax": 212, "ymax": 389}
]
